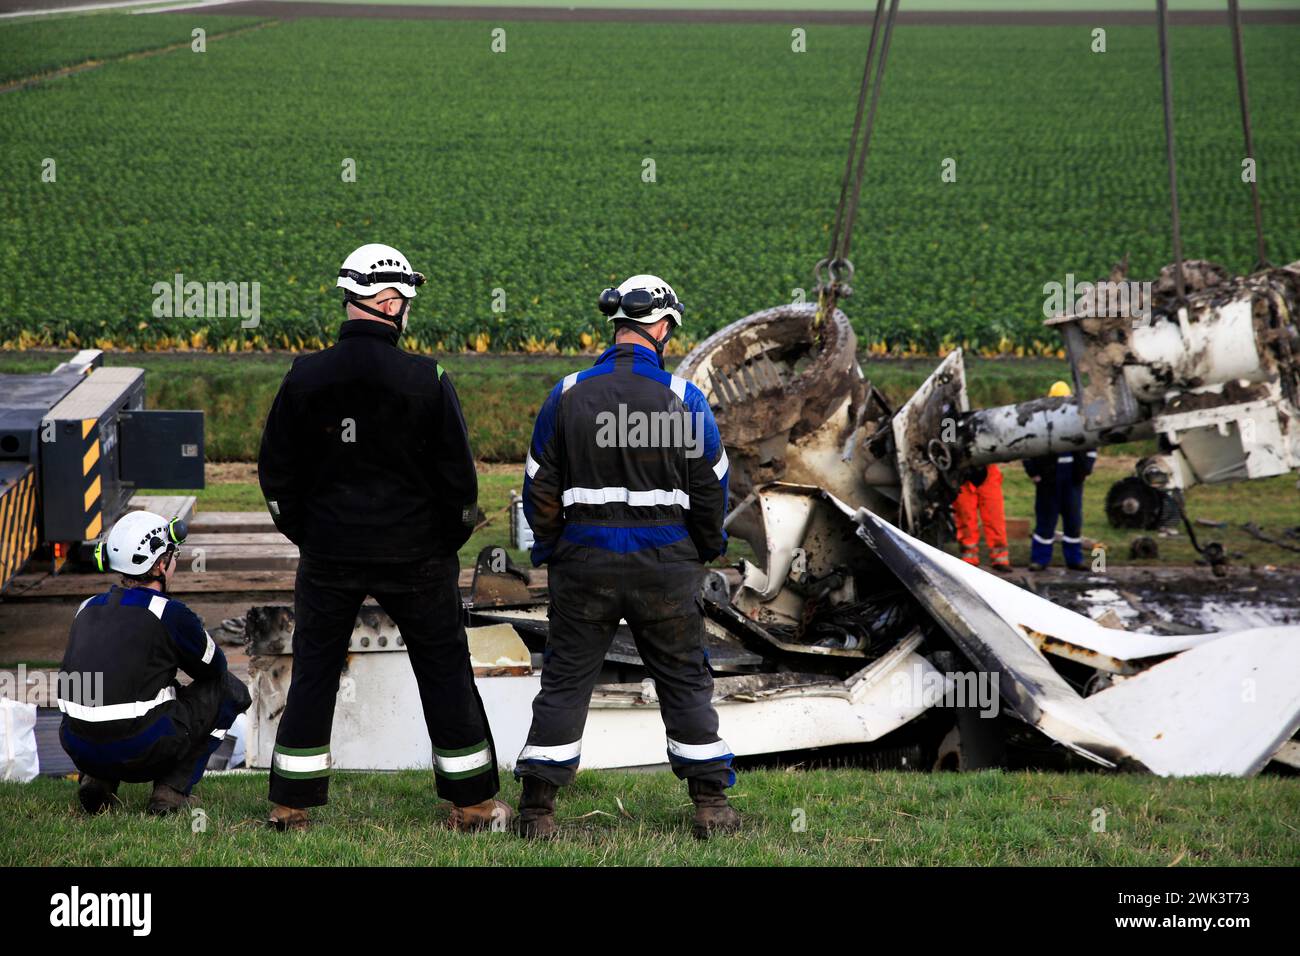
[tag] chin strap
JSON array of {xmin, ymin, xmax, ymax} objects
[
  {"xmin": 618, "ymin": 322, "xmax": 673, "ymax": 367},
  {"xmin": 343, "ymin": 294, "xmax": 408, "ymax": 331}
]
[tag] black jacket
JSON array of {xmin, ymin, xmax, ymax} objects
[
  {"xmin": 1023, "ymin": 449, "xmax": 1097, "ymax": 488},
  {"xmin": 523, "ymin": 343, "xmax": 729, "ymax": 566},
  {"xmin": 258, "ymin": 319, "xmax": 478, "ymax": 562},
  {"xmin": 58, "ymin": 585, "xmax": 224, "ymax": 747}
]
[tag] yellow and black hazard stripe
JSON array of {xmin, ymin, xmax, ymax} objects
[
  {"xmin": 0, "ymin": 467, "xmax": 39, "ymax": 592},
  {"xmin": 80, "ymin": 417, "xmax": 104, "ymax": 541}
]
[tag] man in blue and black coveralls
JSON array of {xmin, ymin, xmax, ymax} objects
[{"xmin": 514, "ymin": 273, "xmax": 740, "ymax": 841}]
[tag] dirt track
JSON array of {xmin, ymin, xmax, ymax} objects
[{"xmin": 134, "ymin": 3, "xmax": 1300, "ymax": 26}]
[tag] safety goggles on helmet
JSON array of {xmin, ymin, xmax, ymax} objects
[{"xmin": 598, "ymin": 286, "xmax": 686, "ymax": 323}]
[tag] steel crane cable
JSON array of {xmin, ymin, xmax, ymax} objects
[
  {"xmin": 1156, "ymin": 0, "xmax": 1188, "ymax": 305},
  {"xmin": 816, "ymin": 0, "xmax": 900, "ymax": 328},
  {"xmin": 1227, "ymin": 0, "xmax": 1270, "ymax": 268}
]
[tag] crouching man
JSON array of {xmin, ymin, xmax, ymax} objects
[{"xmin": 57, "ymin": 511, "xmax": 251, "ymax": 816}]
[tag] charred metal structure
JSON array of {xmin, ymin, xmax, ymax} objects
[{"xmin": 678, "ymin": 261, "xmax": 1300, "ymax": 552}]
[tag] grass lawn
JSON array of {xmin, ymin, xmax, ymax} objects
[
  {"xmin": 4, "ymin": 768, "xmax": 1297, "ymax": 866},
  {"xmin": 1000, "ymin": 456, "xmax": 1300, "ymax": 568}
]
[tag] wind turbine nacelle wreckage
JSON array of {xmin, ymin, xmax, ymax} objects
[
  {"xmin": 0, "ymin": 350, "xmax": 205, "ymax": 591},
  {"xmin": 678, "ymin": 260, "xmax": 1300, "ymax": 546}
]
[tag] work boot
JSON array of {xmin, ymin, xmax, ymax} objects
[
  {"xmin": 146, "ymin": 783, "xmax": 196, "ymax": 816},
  {"xmin": 516, "ymin": 777, "xmax": 559, "ymax": 840},
  {"xmin": 1067, "ymin": 562, "xmax": 1089, "ymax": 572},
  {"xmin": 77, "ymin": 774, "xmax": 119, "ymax": 815},
  {"xmin": 1027, "ymin": 562, "xmax": 1045, "ymax": 572},
  {"xmin": 267, "ymin": 804, "xmax": 311, "ymax": 832},
  {"xmin": 448, "ymin": 797, "xmax": 513, "ymax": 833},
  {"xmin": 688, "ymin": 778, "xmax": 741, "ymax": 840},
  {"xmin": 992, "ymin": 562, "xmax": 1013, "ymax": 574}
]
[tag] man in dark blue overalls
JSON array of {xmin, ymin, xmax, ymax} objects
[
  {"xmin": 516, "ymin": 273, "xmax": 739, "ymax": 840},
  {"xmin": 1024, "ymin": 381, "xmax": 1097, "ymax": 571},
  {"xmin": 58, "ymin": 511, "xmax": 251, "ymax": 815}
]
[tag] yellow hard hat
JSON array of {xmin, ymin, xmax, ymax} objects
[{"xmin": 1048, "ymin": 380, "xmax": 1072, "ymax": 398}]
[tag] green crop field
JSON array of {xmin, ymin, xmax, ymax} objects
[{"xmin": 1, "ymin": 15, "xmax": 1296, "ymax": 355}]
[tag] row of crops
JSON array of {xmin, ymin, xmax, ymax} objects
[{"xmin": 0, "ymin": 15, "xmax": 1296, "ymax": 354}]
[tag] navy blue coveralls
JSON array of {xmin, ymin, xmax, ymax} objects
[
  {"xmin": 518, "ymin": 343, "xmax": 734, "ymax": 788},
  {"xmin": 58, "ymin": 585, "xmax": 251, "ymax": 794},
  {"xmin": 1024, "ymin": 449, "xmax": 1097, "ymax": 567}
]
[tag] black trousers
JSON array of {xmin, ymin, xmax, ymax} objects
[
  {"xmin": 268, "ymin": 552, "xmax": 500, "ymax": 809},
  {"xmin": 62, "ymin": 671, "xmax": 251, "ymax": 795},
  {"xmin": 515, "ymin": 550, "xmax": 735, "ymax": 788}
]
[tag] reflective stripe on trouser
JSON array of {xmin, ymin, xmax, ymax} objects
[
  {"xmin": 270, "ymin": 554, "xmax": 500, "ymax": 809},
  {"xmin": 1031, "ymin": 478, "xmax": 1085, "ymax": 567},
  {"xmin": 516, "ymin": 551, "xmax": 734, "ymax": 789}
]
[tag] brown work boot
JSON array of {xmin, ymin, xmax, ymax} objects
[
  {"xmin": 77, "ymin": 774, "xmax": 120, "ymax": 815},
  {"xmin": 448, "ymin": 797, "xmax": 513, "ymax": 833},
  {"xmin": 688, "ymin": 778, "xmax": 741, "ymax": 840},
  {"xmin": 146, "ymin": 783, "xmax": 196, "ymax": 816},
  {"xmin": 515, "ymin": 777, "xmax": 559, "ymax": 840},
  {"xmin": 267, "ymin": 804, "xmax": 311, "ymax": 832}
]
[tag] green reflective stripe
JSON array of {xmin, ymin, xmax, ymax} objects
[
  {"xmin": 434, "ymin": 741, "xmax": 489, "ymax": 759},
  {"xmin": 436, "ymin": 363, "xmax": 445, "ymax": 380},
  {"xmin": 274, "ymin": 744, "xmax": 329, "ymax": 757},
  {"xmin": 437, "ymin": 761, "xmax": 494, "ymax": 781},
  {"xmin": 274, "ymin": 766, "xmax": 332, "ymax": 780},
  {"xmin": 434, "ymin": 742, "xmax": 493, "ymax": 778},
  {"xmin": 439, "ymin": 759, "xmax": 493, "ymax": 780},
  {"xmin": 273, "ymin": 745, "xmax": 331, "ymax": 778}
]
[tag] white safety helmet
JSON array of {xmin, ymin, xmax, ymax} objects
[
  {"xmin": 336, "ymin": 243, "xmax": 425, "ymax": 300},
  {"xmin": 597, "ymin": 274, "xmax": 685, "ymax": 327},
  {"xmin": 95, "ymin": 510, "xmax": 187, "ymax": 576}
]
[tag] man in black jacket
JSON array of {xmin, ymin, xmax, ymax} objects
[
  {"xmin": 258, "ymin": 242, "xmax": 507, "ymax": 832},
  {"xmin": 59, "ymin": 510, "xmax": 250, "ymax": 816},
  {"xmin": 514, "ymin": 273, "xmax": 739, "ymax": 841}
]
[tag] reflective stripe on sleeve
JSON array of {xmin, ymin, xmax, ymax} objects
[
  {"xmin": 712, "ymin": 449, "xmax": 729, "ymax": 481},
  {"xmin": 669, "ymin": 375, "xmax": 688, "ymax": 400},
  {"xmin": 148, "ymin": 595, "xmax": 167, "ymax": 619},
  {"xmin": 526, "ymin": 451, "xmax": 540, "ymax": 478},
  {"xmin": 561, "ymin": 372, "xmax": 580, "ymax": 393},
  {"xmin": 201, "ymin": 632, "xmax": 216, "ymax": 665}
]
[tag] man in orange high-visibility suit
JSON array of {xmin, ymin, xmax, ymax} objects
[{"xmin": 952, "ymin": 464, "xmax": 1012, "ymax": 572}]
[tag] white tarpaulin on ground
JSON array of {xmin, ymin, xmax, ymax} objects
[{"xmin": 0, "ymin": 698, "xmax": 39, "ymax": 782}]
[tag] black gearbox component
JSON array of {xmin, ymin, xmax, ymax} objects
[{"xmin": 1105, "ymin": 476, "xmax": 1169, "ymax": 530}]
